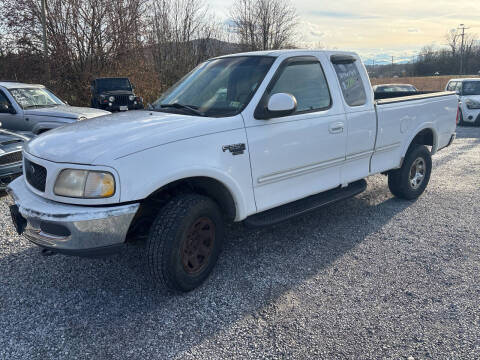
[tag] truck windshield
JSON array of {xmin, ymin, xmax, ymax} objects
[
  {"xmin": 153, "ymin": 56, "xmax": 275, "ymax": 117},
  {"xmin": 462, "ymin": 81, "xmax": 480, "ymax": 95},
  {"xmin": 9, "ymin": 88, "xmax": 64, "ymax": 109},
  {"xmin": 96, "ymin": 78, "xmax": 132, "ymax": 92}
]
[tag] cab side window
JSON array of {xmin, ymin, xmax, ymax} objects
[
  {"xmin": 256, "ymin": 56, "xmax": 332, "ymax": 118},
  {"xmin": 332, "ymin": 60, "xmax": 367, "ymax": 107},
  {"xmin": 0, "ymin": 90, "xmax": 11, "ymax": 112},
  {"xmin": 447, "ymin": 82, "xmax": 458, "ymax": 91}
]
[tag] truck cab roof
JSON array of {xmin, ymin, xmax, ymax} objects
[{"xmin": 215, "ymin": 49, "xmax": 358, "ymax": 59}]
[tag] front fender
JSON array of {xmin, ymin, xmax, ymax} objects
[
  {"xmin": 138, "ymin": 167, "xmax": 250, "ymax": 221},
  {"xmin": 112, "ymin": 128, "xmax": 257, "ymax": 221}
]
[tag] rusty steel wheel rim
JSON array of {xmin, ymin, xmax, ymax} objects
[{"xmin": 181, "ymin": 217, "xmax": 215, "ymax": 274}]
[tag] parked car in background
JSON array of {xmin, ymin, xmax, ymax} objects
[
  {"xmin": 91, "ymin": 77, "xmax": 144, "ymax": 111},
  {"xmin": 0, "ymin": 82, "xmax": 110, "ymax": 134},
  {"xmin": 7, "ymin": 50, "xmax": 457, "ymax": 292},
  {"xmin": 0, "ymin": 123, "xmax": 31, "ymax": 191},
  {"xmin": 373, "ymin": 84, "xmax": 418, "ymax": 93},
  {"xmin": 446, "ymin": 78, "xmax": 480, "ymax": 126}
]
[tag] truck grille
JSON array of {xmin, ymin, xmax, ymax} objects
[
  {"xmin": 0, "ymin": 151, "xmax": 22, "ymax": 166},
  {"xmin": 24, "ymin": 158, "xmax": 47, "ymax": 192},
  {"xmin": 113, "ymin": 95, "xmax": 130, "ymax": 106}
]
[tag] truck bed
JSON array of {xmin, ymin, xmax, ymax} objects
[{"xmin": 371, "ymin": 91, "xmax": 458, "ymax": 175}]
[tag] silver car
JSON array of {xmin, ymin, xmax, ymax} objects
[{"xmin": 0, "ymin": 82, "xmax": 110, "ymax": 134}]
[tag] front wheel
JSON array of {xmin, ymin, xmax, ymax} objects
[
  {"xmin": 388, "ymin": 145, "xmax": 432, "ymax": 200},
  {"xmin": 146, "ymin": 194, "xmax": 224, "ymax": 292}
]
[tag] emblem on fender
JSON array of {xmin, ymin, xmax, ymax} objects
[{"xmin": 222, "ymin": 143, "xmax": 246, "ymax": 155}]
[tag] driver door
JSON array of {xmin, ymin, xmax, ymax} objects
[{"xmin": 243, "ymin": 54, "xmax": 347, "ymax": 212}]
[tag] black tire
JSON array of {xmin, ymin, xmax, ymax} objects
[
  {"xmin": 388, "ymin": 144, "xmax": 432, "ymax": 200},
  {"xmin": 146, "ymin": 193, "xmax": 224, "ymax": 292},
  {"xmin": 458, "ymin": 109, "xmax": 465, "ymax": 126}
]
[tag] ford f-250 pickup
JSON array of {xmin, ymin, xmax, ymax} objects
[{"xmin": 7, "ymin": 50, "xmax": 457, "ymax": 292}]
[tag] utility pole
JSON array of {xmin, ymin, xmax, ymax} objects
[
  {"xmin": 458, "ymin": 24, "xmax": 470, "ymax": 75},
  {"xmin": 41, "ymin": 0, "xmax": 50, "ymax": 83}
]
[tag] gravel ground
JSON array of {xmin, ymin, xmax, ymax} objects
[{"xmin": 1, "ymin": 126, "xmax": 479, "ymax": 359}]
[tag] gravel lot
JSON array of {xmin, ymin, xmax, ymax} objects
[{"xmin": 1, "ymin": 126, "xmax": 479, "ymax": 359}]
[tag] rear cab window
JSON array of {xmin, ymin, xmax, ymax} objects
[{"xmin": 331, "ymin": 55, "xmax": 367, "ymax": 107}]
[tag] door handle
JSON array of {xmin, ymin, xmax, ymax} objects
[{"xmin": 329, "ymin": 122, "xmax": 344, "ymax": 134}]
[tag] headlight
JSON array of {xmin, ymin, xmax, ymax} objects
[
  {"xmin": 129, "ymin": 95, "xmax": 135, "ymax": 101},
  {"xmin": 466, "ymin": 100, "xmax": 480, "ymax": 109},
  {"xmin": 109, "ymin": 96, "xmax": 115, "ymax": 102},
  {"xmin": 54, "ymin": 169, "xmax": 115, "ymax": 198}
]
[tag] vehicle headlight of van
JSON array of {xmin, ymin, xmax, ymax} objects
[
  {"xmin": 129, "ymin": 95, "xmax": 135, "ymax": 101},
  {"xmin": 109, "ymin": 96, "xmax": 115, "ymax": 102},
  {"xmin": 466, "ymin": 99, "xmax": 480, "ymax": 109},
  {"xmin": 54, "ymin": 169, "xmax": 115, "ymax": 198}
]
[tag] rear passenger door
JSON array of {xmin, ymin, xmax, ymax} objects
[
  {"xmin": 243, "ymin": 54, "xmax": 347, "ymax": 212},
  {"xmin": 329, "ymin": 54, "xmax": 377, "ymax": 183}
]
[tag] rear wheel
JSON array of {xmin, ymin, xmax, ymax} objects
[
  {"xmin": 146, "ymin": 193, "xmax": 224, "ymax": 292},
  {"xmin": 388, "ymin": 144, "xmax": 432, "ymax": 200}
]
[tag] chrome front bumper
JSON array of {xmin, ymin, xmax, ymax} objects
[{"xmin": 6, "ymin": 177, "xmax": 139, "ymax": 256}]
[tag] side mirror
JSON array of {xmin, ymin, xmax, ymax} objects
[
  {"xmin": 455, "ymin": 90, "xmax": 461, "ymax": 95},
  {"xmin": 267, "ymin": 93, "xmax": 297, "ymax": 116}
]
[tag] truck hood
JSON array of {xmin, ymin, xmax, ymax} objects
[
  {"xmin": 24, "ymin": 105, "xmax": 110, "ymax": 120},
  {"xmin": 25, "ymin": 110, "xmax": 240, "ymax": 165}
]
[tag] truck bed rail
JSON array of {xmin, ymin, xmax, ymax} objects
[{"xmin": 375, "ymin": 91, "xmax": 456, "ymax": 105}]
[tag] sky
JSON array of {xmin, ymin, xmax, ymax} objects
[{"xmin": 208, "ymin": 0, "xmax": 480, "ymax": 64}]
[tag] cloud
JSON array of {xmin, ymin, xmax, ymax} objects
[
  {"xmin": 208, "ymin": 0, "xmax": 480, "ymax": 57},
  {"xmin": 309, "ymin": 10, "xmax": 380, "ymax": 20}
]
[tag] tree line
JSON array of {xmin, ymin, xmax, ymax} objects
[
  {"xmin": 414, "ymin": 30, "xmax": 480, "ymax": 77},
  {"xmin": 369, "ymin": 30, "xmax": 480, "ymax": 79},
  {"xmin": 0, "ymin": 0, "xmax": 298, "ymax": 105}
]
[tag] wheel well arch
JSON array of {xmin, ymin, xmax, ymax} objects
[
  {"xmin": 405, "ymin": 127, "xmax": 437, "ymax": 156},
  {"xmin": 127, "ymin": 176, "xmax": 237, "ymax": 240},
  {"xmin": 150, "ymin": 176, "xmax": 237, "ymax": 220},
  {"xmin": 411, "ymin": 128, "xmax": 434, "ymax": 147}
]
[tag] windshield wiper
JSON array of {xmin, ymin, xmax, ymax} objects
[{"xmin": 159, "ymin": 103, "xmax": 204, "ymax": 116}]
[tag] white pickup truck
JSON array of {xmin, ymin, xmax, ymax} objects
[{"xmin": 7, "ymin": 50, "xmax": 457, "ymax": 291}]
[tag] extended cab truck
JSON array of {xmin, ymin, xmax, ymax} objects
[{"xmin": 7, "ymin": 50, "xmax": 457, "ymax": 292}]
